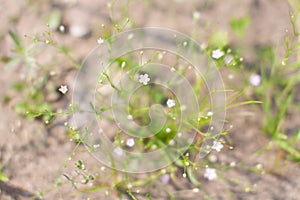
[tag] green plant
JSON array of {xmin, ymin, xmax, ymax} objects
[
  {"xmin": 253, "ymin": 12, "xmax": 300, "ymax": 161},
  {"xmin": 0, "ymin": 163, "xmax": 9, "ymax": 182},
  {"xmin": 3, "ymin": 1, "xmax": 298, "ymax": 199}
]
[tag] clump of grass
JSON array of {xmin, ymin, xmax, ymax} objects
[{"xmin": 252, "ymin": 12, "xmax": 300, "ymax": 161}]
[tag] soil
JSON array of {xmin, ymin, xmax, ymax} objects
[{"xmin": 0, "ymin": 0, "xmax": 299, "ymax": 199}]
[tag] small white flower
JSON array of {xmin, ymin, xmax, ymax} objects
[
  {"xmin": 151, "ymin": 144, "xmax": 157, "ymax": 150},
  {"xmin": 169, "ymin": 139, "xmax": 175, "ymax": 146},
  {"xmin": 212, "ymin": 49, "xmax": 224, "ymax": 59},
  {"xmin": 139, "ymin": 74, "xmax": 150, "ymax": 85},
  {"xmin": 192, "ymin": 188, "xmax": 200, "ymax": 193},
  {"xmin": 58, "ymin": 85, "xmax": 68, "ymax": 94},
  {"xmin": 158, "ymin": 53, "xmax": 164, "ymax": 60},
  {"xmin": 127, "ymin": 33, "xmax": 134, "ymax": 40},
  {"xmin": 170, "ymin": 67, "xmax": 176, "ymax": 72},
  {"xmin": 160, "ymin": 174, "xmax": 170, "ymax": 184},
  {"xmin": 121, "ymin": 61, "xmax": 126, "ymax": 68},
  {"xmin": 249, "ymin": 73, "xmax": 261, "ymax": 86},
  {"xmin": 193, "ymin": 11, "xmax": 201, "ymax": 21},
  {"xmin": 59, "ymin": 25, "xmax": 65, "ymax": 33},
  {"xmin": 166, "ymin": 128, "xmax": 171, "ymax": 133},
  {"xmin": 212, "ymin": 141, "xmax": 223, "ymax": 152},
  {"xmin": 93, "ymin": 144, "xmax": 100, "ymax": 149},
  {"xmin": 182, "ymin": 173, "xmax": 187, "ymax": 178},
  {"xmin": 207, "ymin": 111, "xmax": 213, "ymax": 116},
  {"xmin": 97, "ymin": 37, "xmax": 104, "ymax": 44},
  {"xmin": 228, "ymin": 74, "xmax": 234, "ymax": 80},
  {"xmin": 204, "ymin": 168, "xmax": 217, "ymax": 181},
  {"xmin": 208, "ymin": 154, "xmax": 218, "ymax": 163},
  {"xmin": 127, "ymin": 115, "xmax": 133, "ymax": 120},
  {"xmin": 167, "ymin": 99, "xmax": 176, "ymax": 108},
  {"xmin": 230, "ymin": 161, "xmax": 236, "ymax": 167},
  {"xmin": 125, "ymin": 138, "xmax": 135, "ymax": 147}
]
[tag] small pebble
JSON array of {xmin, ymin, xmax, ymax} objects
[{"xmin": 69, "ymin": 24, "xmax": 91, "ymax": 38}]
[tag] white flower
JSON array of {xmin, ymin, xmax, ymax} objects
[
  {"xmin": 230, "ymin": 162, "xmax": 236, "ymax": 167},
  {"xmin": 121, "ymin": 61, "xmax": 126, "ymax": 68},
  {"xmin": 58, "ymin": 85, "xmax": 68, "ymax": 94},
  {"xmin": 204, "ymin": 168, "xmax": 217, "ymax": 181},
  {"xmin": 167, "ymin": 99, "xmax": 176, "ymax": 108},
  {"xmin": 97, "ymin": 37, "xmax": 104, "ymax": 44},
  {"xmin": 139, "ymin": 74, "xmax": 150, "ymax": 85},
  {"xmin": 158, "ymin": 53, "xmax": 164, "ymax": 60},
  {"xmin": 93, "ymin": 144, "xmax": 100, "ymax": 149},
  {"xmin": 59, "ymin": 25, "xmax": 65, "ymax": 33},
  {"xmin": 193, "ymin": 11, "xmax": 201, "ymax": 21},
  {"xmin": 207, "ymin": 111, "xmax": 213, "ymax": 116},
  {"xmin": 192, "ymin": 188, "xmax": 200, "ymax": 193},
  {"xmin": 208, "ymin": 154, "xmax": 218, "ymax": 163},
  {"xmin": 228, "ymin": 74, "xmax": 234, "ymax": 80},
  {"xmin": 125, "ymin": 138, "xmax": 135, "ymax": 147},
  {"xmin": 212, "ymin": 49, "xmax": 224, "ymax": 59},
  {"xmin": 169, "ymin": 139, "xmax": 175, "ymax": 146},
  {"xmin": 160, "ymin": 174, "xmax": 171, "ymax": 184},
  {"xmin": 166, "ymin": 128, "xmax": 171, "ymax": 133},
  {"xmin": 212, "ymin": 141, "xmax": 223, "ymax": 152},
  {"xmin": 170, "ymin": 67, "xmax": 176, "ymax": 72},
  {"xmin": 249, "ymin": 73, "xmax": 261, "ymax": 86},
  {"xmin": 127, "ymin": 33, "xmax": 134, "ymax": 40}
]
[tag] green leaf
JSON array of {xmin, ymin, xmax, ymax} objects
[
  {"xmin": 12, "ymin": 82, "xmax": 26, "ymax": 91},
  {"xmin": 292, "ymin": 129, "xmax": 300, "ymax": 141},
  {"xmin": 5, "ymin": 56, "xmax": 22, "ymax": 69},
  {"xmin": 0, "ymin": 171, "xmax": 9, "ymax": 182},
  {"xmin": 210, "ymin": 31, "xmax": 229, "ymax": 48},
  {"xmin": 79, "ymin": 185, "xmax": 107, "ymax": 193},
  {"xmin": 187, "ymin": 167, "xmax": 201, "ymax": 186},
  {"xmin": 47, "ymin": 10, "xmax": 61, "ymax": 30},
  {"xmin": 9, "ymin": 31, "xmax": 23, "ymax": 51},
  {"xmin": 230, "ymin": 16, "xmax": 250, "ymax": 37},
  {"xmin": 126, "ymin": 189, "xmax": 138, "ymax": 200}
]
